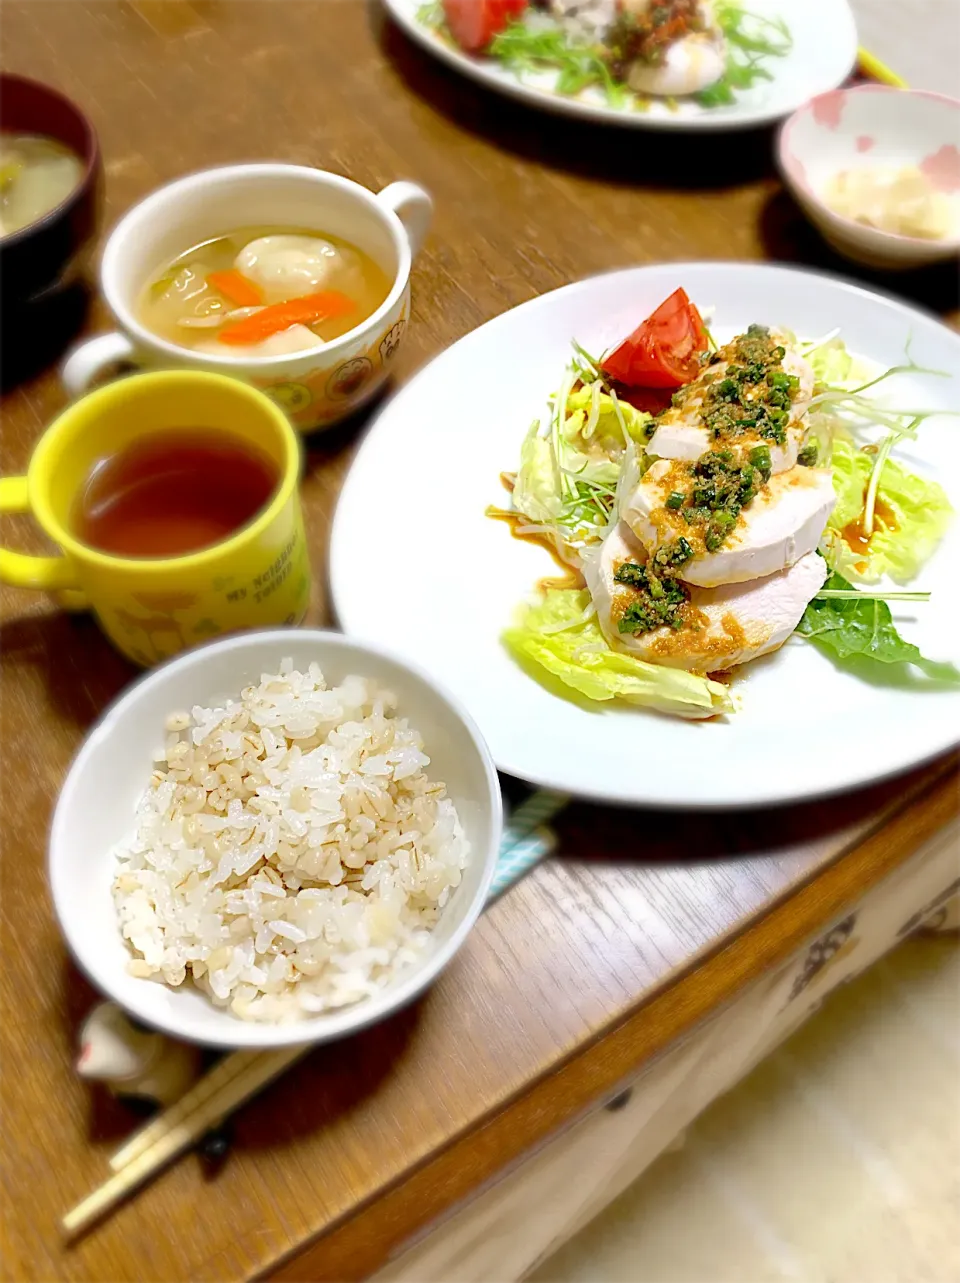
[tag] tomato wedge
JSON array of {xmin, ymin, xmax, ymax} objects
[
  {"xmin": 442, "ymin": 0, "xmax": 527, "ymax": 52},
  {"xmin": 601, "ymin": 288, "xmax": 709, "ymax": 390}
]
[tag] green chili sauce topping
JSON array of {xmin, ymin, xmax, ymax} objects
[
  {"xmin": 613, "ymin": 559, "xmax": 692, "ymax": 634},
  {"xmin": 613, "ymin": 327, "xmax": 808, "ymax": 638},
  {"xmin": 673, "ymin": 324, "xmax": 800, "ymax": 449},
  {"xmin": 645, "ymin": 325, "xmax": 804, "ymax": 568}
]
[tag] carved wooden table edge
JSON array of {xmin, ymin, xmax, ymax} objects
[{"xmin": 264, "ymin": 752, "xmax": 959, "ymax": 1283}]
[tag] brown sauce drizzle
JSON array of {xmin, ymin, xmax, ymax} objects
[
  {"xmin": 707, "ymin": 669, "xmax": 736, "ymax": 686},
  {"xmin": 840, "ymin": 495, "xmax": 899, "ymax": 556},
  {"xmin": 486, "ymin": 508, "xmax": 585, "ymax": 591}
]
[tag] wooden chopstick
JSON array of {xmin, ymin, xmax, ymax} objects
[
  {"xmin": 64, "ymin": 1047, "xmax": 306, "ymax": 1235},
  {"xmin": 108, "ymin": 1048, "xmax": 264, "ymax": 1171}
]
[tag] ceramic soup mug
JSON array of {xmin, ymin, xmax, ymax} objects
[
  {"xmin": 0, "ymin": 371, "xmax": 311, "ymax": 666},
  {"xmin": 61, "ymin": 164, "xmax": 432, "ymax": 432}
]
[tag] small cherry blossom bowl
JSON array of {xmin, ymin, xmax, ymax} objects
[{"xmin": 778, "ymin": 86, "xmax": 960, "ymax": 269}]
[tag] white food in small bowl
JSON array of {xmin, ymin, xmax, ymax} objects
[
  {"xmin": 778, "ymin": 86, "xmax": 960, "ymax": 269},
  {"xmin": 49, "ymin": 631, "xmax": 502, "ymax": 1049},
  {"xmin": 824, "ymin": 166, "xmax": 954, "ymax": 241}
]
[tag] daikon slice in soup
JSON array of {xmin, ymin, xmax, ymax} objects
[
  {"xmin": 136, "ymin": 227, "xmax": 392, "ymax": 358},
  {"xmin": 0, "ymin": 133, "xmax": 84, "ymax": 237}
]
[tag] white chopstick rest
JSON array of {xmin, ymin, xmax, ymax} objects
[{"xmin": 64, "ymin": 1049, "xmax": 304, "ymax": 1236}]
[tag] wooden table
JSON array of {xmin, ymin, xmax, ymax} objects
[{"xmin": 1, "ymin": 5, "xmax": 957, "ymax": 1281}]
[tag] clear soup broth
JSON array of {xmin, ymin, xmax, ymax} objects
[{"xmin": 136, "ymin": 226, "xmax": 392, "ymax": 359}]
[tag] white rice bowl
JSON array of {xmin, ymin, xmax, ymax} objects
[{"xmin": 112, "ymin": 661, "xmax": 469, "ymax": 1024}]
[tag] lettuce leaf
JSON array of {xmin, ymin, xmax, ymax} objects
[
  {"xmin": 510, "ymin": 372, "xmax": 644, "ymax": 560},
  {"xmin": 827, "ymin": 435, "xmax": 872, "ymax": 529},
  {"xmin": 823, "ymin": 438, "xmax": 953, "ymax": 584},
  {"xmin": 563, "ymin": 384, "xmax": 651, "ymax": 447},
  {"xmin": 797, "ymin": 572, "xmax": 959, "ymax": 682},
  {"xmin": 807, "ymin": 338, "xmax": 852, "ymax": 388},
  {"xmin": 512, "ymin": 420, "xmax": 561, "ymax": 525},
  {"xmin": 806, "ymin": 337, "xmax": 873, "ymax": 390},
  {"xmin": 502, "ymin": 589, "xmax": 735, "ymax": 719}
]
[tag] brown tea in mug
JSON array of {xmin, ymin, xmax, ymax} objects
[{"xmin": 73, "ymin": 428, "xmax": 280, "ymax": 558}]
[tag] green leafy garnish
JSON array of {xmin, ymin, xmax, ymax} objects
[
  {"xmin": 797, "ymin": 572, "xmax": 958, "ymax": 682},
  {"xmin": 489, "ymin": 21, "xmax": 627, "ymax": 106},
  {"xmin": 695, "ymin": 2, "xmax": 792, "ymax": 106},
  {"xmin": 502, "ymin": 588, "xmax": 734, "ymax": 717},
  {"xmin": 801, "ymin": 333, "xmax": 870, "ymax": 388},
  {"xmin": 815, "ymin": 589, "xmax": 931, "ymax": 602}
]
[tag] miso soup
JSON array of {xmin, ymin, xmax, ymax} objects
[
  {"xmin": 137, "ymin": 226, "xmax": 392, "ymax": 359},
  {"xmin": 0, "ymin": 133, "xmax": 84, "ymax": 237}
]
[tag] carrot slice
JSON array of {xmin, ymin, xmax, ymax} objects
[
  {"xmin": 217, "ymin": 291, "xmax": 356, "ymax": 346},
  {"xmin": 205, "ymin": 269, "xmax": 264, "ymax": 308}
]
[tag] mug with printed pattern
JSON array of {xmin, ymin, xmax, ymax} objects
[
  {"xmin": 61, "ymin": 164, "xmax": 432, "ymax": 431},
  {"xmin": 0, "ymin": 371, "xmax": 311, "ymax": 666}
]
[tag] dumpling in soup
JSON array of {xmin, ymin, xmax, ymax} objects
[
  {"xmin": 136, "ymin": 226, "xmax": 392, "ymax": 355},
  {"xmin": 235, "ymin": 235, "xmax": 363, "ymax": 305}
]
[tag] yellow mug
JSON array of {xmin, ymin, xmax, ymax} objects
[{"xmin": 0, "ymin": 371, "xmax": 311, "ymax": 666}]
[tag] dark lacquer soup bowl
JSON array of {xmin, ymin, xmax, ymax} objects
[{"xmin": 0, "ymin": 73, "xmax": 102, "ymax": 318}]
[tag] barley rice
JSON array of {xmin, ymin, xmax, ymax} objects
[{"xmin": 112, "ymin": 660, "xmax": 469, "ymax": 1023}]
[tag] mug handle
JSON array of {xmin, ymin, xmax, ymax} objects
[
  {"xmin": 0, "ymin": 476, "xmax": 84, "ymax": 599},
  {"xmin": 376, "ymin": 182, "xmax": 433, "ymax": 259},
  {"xmin": 62, "ymin": 331, "xmax": 137, "ymax": 398}
]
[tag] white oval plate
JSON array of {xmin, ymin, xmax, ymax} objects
[
  {"xmin": 383, "ymin": 0, "xmax": 857, "ymax": 131},
  {"xmin": 330, "ymin": 264, "xmax": 960, "ymax": 808}
]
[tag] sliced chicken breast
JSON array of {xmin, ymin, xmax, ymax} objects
[
  {"xmin": 585, "ymin": 522, "xmax": 828, "ymax": 673},
  {"xmin": 647, "ymin": 339, "xmax": 815, "ymax": 475},
  {"xmin": 622, "ymin": 460, "xmax": 836, "ymax": 587}
]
